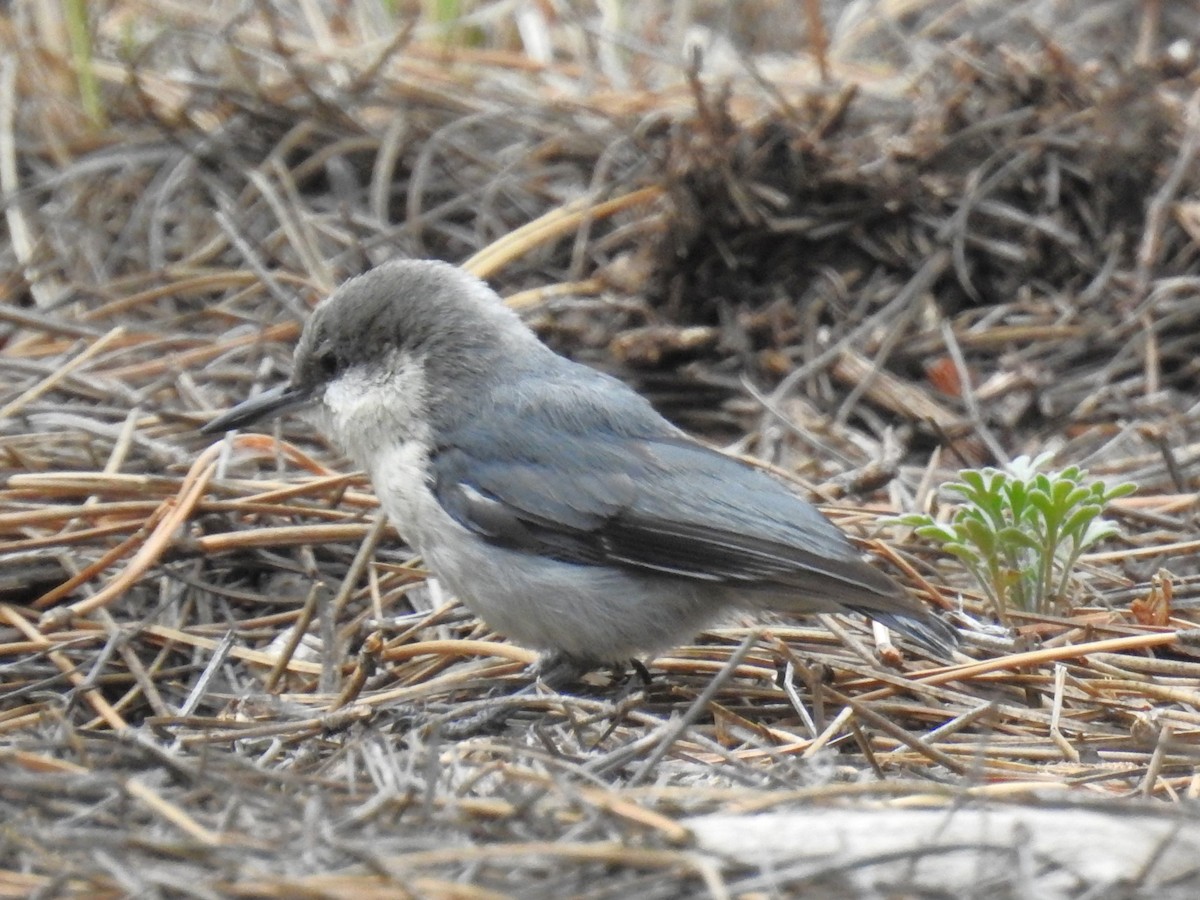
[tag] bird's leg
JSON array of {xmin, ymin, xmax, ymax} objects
[
  {"xmin": 628, "ymin": 658, "xmax": 653, "ymax": 686},
  {"xmin": 528, "ymin": 650, "xmax": 594, "ymax": 691}
]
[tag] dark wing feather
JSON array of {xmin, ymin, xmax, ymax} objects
[
  {"xmin": 435, "ymin": 437, "xmax": 892, "ymax": 591},
  {"xmin": 431, "ymin": 366, "xmax": 894, "ymax": 598}
]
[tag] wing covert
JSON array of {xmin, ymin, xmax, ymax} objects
[{"xmin": 432, "ymin": 412, "xmax": 886, "ymax": 594}]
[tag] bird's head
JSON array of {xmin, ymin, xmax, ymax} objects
[{"xmin": 201, "ymin": 260, "xmax": 532, "ymax": 442}]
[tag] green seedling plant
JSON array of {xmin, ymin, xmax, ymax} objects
[{"xmin": 896, "ymin": 453, "xmax": 1135, "ymax": 616}]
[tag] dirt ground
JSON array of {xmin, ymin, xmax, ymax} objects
[{"xmin": 3, "ymin": 2, "xmax": 1200, "ymax": 897}]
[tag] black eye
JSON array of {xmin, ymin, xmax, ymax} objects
[{"xmin": 318, "ymin": 350, "xmax": 339, "ymax": 377}]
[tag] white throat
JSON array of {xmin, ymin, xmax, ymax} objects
[{"xmin": 310, "ymin": 350, "xmax": 431, "ymax": 473}]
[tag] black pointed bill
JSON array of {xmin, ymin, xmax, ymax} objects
[{"xmin": 200, "ymin": 383, "xmax": 313, "ymax": 435}]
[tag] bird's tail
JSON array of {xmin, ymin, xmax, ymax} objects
[
  {"xmin": 745, "ymin": 554, "xmax": 961, "ymax": 658},
  {"xmin": 853, "ymin": 606, "xmax": 959, "ymax": 658}
]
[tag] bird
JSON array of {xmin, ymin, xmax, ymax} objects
[{"xmin": 202, "ymin": 259, "xmax": 957, "ymax": 679}]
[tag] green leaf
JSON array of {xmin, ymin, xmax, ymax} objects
[
  {"xmin": 960, "ymin": 516, "xmax": 997, "ymax": 556},
  {"xmin": 1028, "ymin": 489, "xmax": 1054, "ymax": 520},
  {"xmin": 1059, "ymin": 504, "xmax": 1103, "ymax": 542},
  {"xmin": 1005, "ymin": 479, "xmax": 1028, "ymax": 516},
  {"xmin": 915, "ymin": 523, "xmax": 961, "ymax": 545},
  {"xmin": 892, "ymin": 513, "xmax": 936, "ymax": 527},
  {"xmin": 1104, "ymin": 481, "xmax": 1138, "ymax": 502},
  {"xmin": 1076, "ymin": 518, "xmax": 1120, "ymax": 551},
  {"xmin": 996, "ymin": 525, "xmax": 1044, "ymax": 553},
  {"xmin": 953, "ymin": 470, "xmax": 987, "ymax": 494},
  {"xmin": 1057, "ymin": 483, "xmax": 1092, "ymax": 513},
  {"xmin": 942, "ymin": 542, "xmax": 983, "ymax": 566}
]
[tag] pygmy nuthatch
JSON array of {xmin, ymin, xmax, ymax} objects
[{"xmin": 203, "ymin": 260, "xmax": 957, "ymax": 671}]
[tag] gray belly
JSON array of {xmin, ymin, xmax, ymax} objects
[
  {"xmin": 415, "ymin": 507, "xmax": 726, "ymax": 662},
  {"xmin": 369, "ymin": 444, "xmax": 728, "ymax": 661}
]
